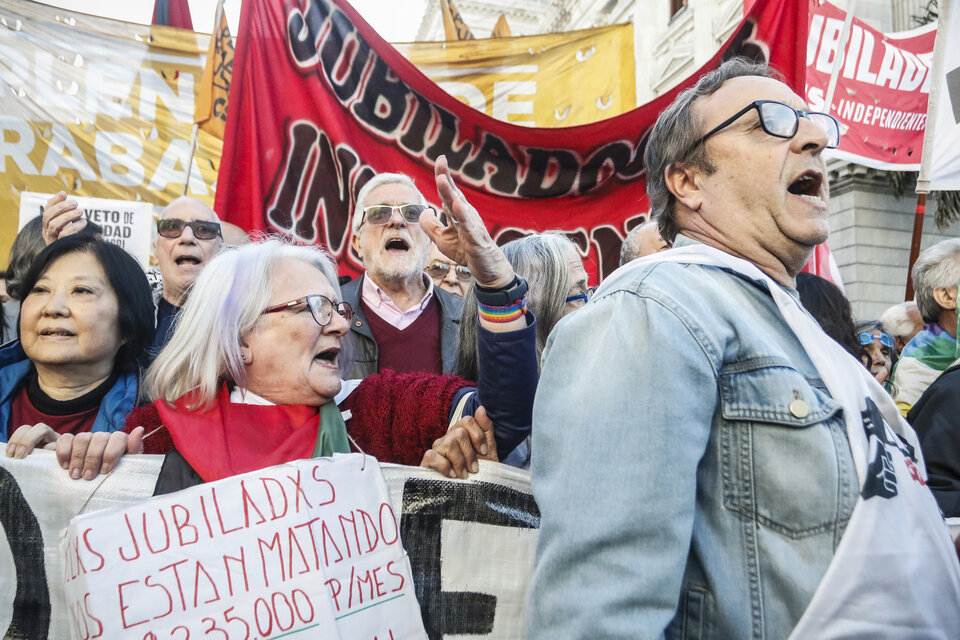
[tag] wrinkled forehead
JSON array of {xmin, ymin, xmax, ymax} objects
[
  {"xmin": 268, "ymin": 257, "xmax": 336, "ymax": 301},
  {"xmin": 694, "ymin": 75, "xmax": 805, "ymax": 129},
  {"xmin": 363, "ymin": 182, "xmax": 424, "ymax": 208},
  {"xmin": 160, "ymin": 200, "xmax": 219, "ymax": 223}
]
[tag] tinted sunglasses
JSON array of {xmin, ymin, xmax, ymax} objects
[
  {"xmin": 425, "ymin": 261, "xmax": 472, "ymax": 282},
  {"xmin": 858, "ymin": 331, "xmax": 894, "ymax": 348},
  {"xmin": 157, "ymin": 218, "xmax": 222, "ymax": 240},
  {"xmin": 361, "ymin": 204, "xmax": 433, "ymax": 226},
  {"xmin": 263, "ymin": 295, "xmax": 353, "ymax": 327}
]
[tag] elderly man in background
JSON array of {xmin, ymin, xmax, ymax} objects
[
  {"xmin": 619, "ymin": 218, "xmax": 670, "ymax": 266},
  {"xmin": 424, "ymin": 243, "xmax": 471, "ymax": 298},
  {"xmin": 528, "ymin": 58, "xmax": 960, "ymax": 639},
  {"xmin": 342, "ymin": 174, "xmax": 463, "ymax": 379},
  {"xmin": 153, "ymin": 197, "xmax": 224, "ymax": 351},
  {"xmin": 891, "ymin": 239, "xmax": 960, "ymax": 415},
  {"xmin": 880, "ymin": 300, "xmax": 923, "ymax": 354}
]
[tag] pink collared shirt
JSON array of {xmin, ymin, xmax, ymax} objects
[{"xmin": 361, "ymin": 274, "xmax": 435, "ymax": 330}]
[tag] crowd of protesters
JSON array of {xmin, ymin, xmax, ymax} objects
[{"xmin": 3, "ymin": 57, "xmax": 960, "ymax": 636}]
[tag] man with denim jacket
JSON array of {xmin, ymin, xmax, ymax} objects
[{"xmin": 529, "ymin": 59, "xmax": 865, "ymax": 638}]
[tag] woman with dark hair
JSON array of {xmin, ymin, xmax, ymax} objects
[
  {"xmin": 795, "ymin": 272, "xmax": 861, "ymax": 358},
  {"xmin": 2, "ymin": 235, "xmax": 154, "ymax": 474}
]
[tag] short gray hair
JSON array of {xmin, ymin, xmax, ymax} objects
[
  {"xmin": 912, "ymin": 238, "xmax": 960, "ymax": 323},
  {"xmin": 644, "ymin": 58, "xmax": 778, "ymax": 243},
  {"xmin": 351, "ymin": 173, "xmax": 427, "ymax": 235},
  {"xmin": 455, "ymin": 232, "xmax": 576, "ymax": 381},
  {"xmin": 880, "ymin": 301, "xmax": 921, "ymax": 338},
  {"xmin": 146, "ymin": 236, "xmax": 342, "ymax": 409}
]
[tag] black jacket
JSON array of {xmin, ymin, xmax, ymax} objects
[{"xmin": 907, "ymin": 364, "xmax": 960, "ymax": 516}]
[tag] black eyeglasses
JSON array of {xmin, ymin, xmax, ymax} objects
[
  {"xmin": 694, "ymin": 100, "xmax": 841, "ymax": 151},
  {"xmin": 157, "ymin": 218, "xmax": 223, "ymax": 240},
  {"xmin": 361, "ymin": 204, "xmax": 433, "ymax": 226},
  {"xmin": 263, "ymin": 295, "xmax": 353, "ymax": 326},
  {"xmin": 859, "ymin": 331, "xmax": 894, "ymax": 348},
  {"xmin": 425, "ymin": 261, "xmax": 472, "ymax": 282},
  {"xmin": 565, "ymin": 286, "xmax": 597, "ymax": 306}
]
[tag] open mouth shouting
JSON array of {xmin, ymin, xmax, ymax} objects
[
  {"xmin": 787, "ymin": 170, "xmax": 825, "ymax": 205},
  {"xmin": 313, "ymin": 346, "xmax": 340, "ymax": 369},
  {"xmin": 383, "ymin": 236, "xmax": 411, "ymax": 254}
]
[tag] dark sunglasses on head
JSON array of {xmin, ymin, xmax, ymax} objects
[
  {"xmin": 425, "ymin": 261, "xmax": 472, "ymax": 282},
  {"xmin": 263, "ymin": 294, "xmax": 353, "ymax": 327},
  {"xmin": 694, "ymin": 100, "xmax": 841, "ymax": 151},
  {"xmin": 361, "ymin": 203, "xmax": 433, "ymax": 226},
  {"xmin": 157, "ymin": 218, "xmax": 222, "ymax": 240},
  {"xmin": 859, "ymin": 331, "xmax": 894, "ymax": 348}
]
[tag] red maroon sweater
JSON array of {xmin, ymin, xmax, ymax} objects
[{"xmin": 125, "ymin": 370, "xmax": 468, "ymax": 467}]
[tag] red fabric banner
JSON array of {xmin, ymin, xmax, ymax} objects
[
  {"xmin": 151, "ymin": 0, "xmax": 194, "ymax": 30},
  {"xmin": 215, "ymin": 0, "xmax": 808, "ymax": 282},
  {"xmin": 805, "ymin": 0, "xmax": 936, "ymax": 171}
]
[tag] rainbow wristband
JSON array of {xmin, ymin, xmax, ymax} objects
[{"xmin": 477, "ymin": 296, "xmax": 527, "ymax": 323}]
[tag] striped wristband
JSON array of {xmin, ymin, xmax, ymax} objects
[{"xmin": 477, "ymin": 297, "xmax": 527, "ymax": 323}]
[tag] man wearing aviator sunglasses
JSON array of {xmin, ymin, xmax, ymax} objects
[
  {"xmin": 342, "ymin": 173, "xmax": 464, "ymax": 378},
  {"xmin": 152, "ymin": 197, "xmax": 224, "ymax": 352}
]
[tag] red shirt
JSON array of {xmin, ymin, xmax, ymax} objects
[{"xmin": 7, "ymin": 371, "xmax": 115, "ymax": 436}]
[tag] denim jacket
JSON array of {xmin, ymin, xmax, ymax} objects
[{"xmin": 528, "ymin": 237, "xmax": 858, "ymax": 639}]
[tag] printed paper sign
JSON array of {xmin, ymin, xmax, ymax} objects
[
  {"xmin": 18, "ymin": 191, "xmax": 154, "ymax": 266},
  {"xmin": 59, "ymin": 454, "xmax": 427, "ymax": 640}
]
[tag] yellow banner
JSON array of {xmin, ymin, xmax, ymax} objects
[
  {"xmin": 194, "ymin": 0, "xmax": 233, "ymax": 138},
  {"xmin": 398, "ymin": 23, "xmax": 636, "ymax": 129},
  {"xmin": 0, "ymin": 0, "xmax": 221, "ymax": 264}
]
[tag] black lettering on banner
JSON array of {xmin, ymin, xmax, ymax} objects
[
  {"xmin": 0, "ymin": 466, "xmax": 52, "ymax": 640},
  {"xmin": 400, "ymin": 478, "xmax": 539, "ymax": 640},
  {"xmin": 352, "ymin": 56, "xmax": 410, "ymax": 135},
  {"xmin": 518, "ymin": 148, "xmax": 579, "ymax": 199},
  {"xmin": 286, "ymin": 0, "xmax": 330, "ymax": 66},
  {"xmin": 461, "ymin": 133, "xmax": 519, "ymax": 195},
  {"xmin": 860, "ymin": 397, "xmax": 914, "ymax": 500},
  {"xmin": 320, "ymin": 9, "xmax": 371, "ymax": 103},
  {"xmin": 398, "ymin": 94, "xmax": 433, "ymax": 154},
  {"xmin": 266, "ymin": 120, "xmax": 374, "ymax": 256}
]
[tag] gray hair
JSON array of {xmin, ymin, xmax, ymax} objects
[
  {"xmin": 880, "ymin": 301, "xmax": 921, "ymax": 338},
  {"xmin": 146, "ymin": 236, "xmax": 342, "ymax": 410},
  {"xmin": 911, "ymin": 239, "xmax": 960, "ymax": 323},
  {"xmin": 455, "ymin": 232, "xmax": 576, "ymax": 381},
  {"xmin": 644, "ymin": 58, "xmax": 778, "ymax": 243},
  {"xmin": 351, "ymin": 173, "xmax": 427, "ymax": 235}
]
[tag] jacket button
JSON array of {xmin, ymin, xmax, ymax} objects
[
  {"xmin": 355, "ymin": 320, "xmax": 362, "ymax": 327},
  {"xmin": 789, "ymin": 389, "xmax": 809, "ymax": 418}
]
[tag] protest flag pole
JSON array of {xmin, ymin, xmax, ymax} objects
[
  {"xmin": 183, "ymin": 0, "xmax": 225, "ymax": 197},
  {"xmin": 183, "ymin": 123, "xmax": 200, "ymax": 196},
  {"xmin": 822, "ymin": 0, "xmax": 855, "ymax": 117},
  {"xmin": 907, "ymin": 0, "xmax": 952, "ymax": 300}
]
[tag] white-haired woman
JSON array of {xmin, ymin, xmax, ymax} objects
[{"xmin": 105, "ymin": 158, "xmax": 538, "ymax": 490}]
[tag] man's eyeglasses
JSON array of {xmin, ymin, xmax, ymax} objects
[
  {"xmin": 859, "ymin": 331, "xmax": 894, "ymax": 349},
  {"xmin": 694, "ymin": 100, "xmax": 841, "ymax": 151},
  {"xmin": 565, "ymin": 286, "xmax": 597, "ymax": 306},
  {"xmin": 361, "ymin": 204, "xmax": 433, "ymax": 226},
  {"xmin": 157, "ymin": 218, "xmax": 223, "ymax": 240},
  {"xmin": 425, "ymin": 261, "xmax": 472, "ymax": 282},
  {"xmin": 263, "ymin": 295, "xmax": 353, "ymax": 327}
]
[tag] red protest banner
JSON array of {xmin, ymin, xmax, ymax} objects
[
  {"xmin": 805, "ymin": 0, "xmax": 936, "ymax": 170},
  {"xmin": 215, "ymin": 0, "xmax": 808, "ymax": 282}
]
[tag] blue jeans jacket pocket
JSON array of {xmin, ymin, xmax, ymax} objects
[
  {"xmin": 667, "ymin": 583, "xmax": 717, "ymax": 640},
  {"xmin": 718, "ymin": 358, "xmax": 853, "ymax": 538}
]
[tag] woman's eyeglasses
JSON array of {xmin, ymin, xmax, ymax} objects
[
  {"xmin": 361, "ymin": 204, "xmax": 433, "ymax": 226},
  {"xmin": 565, "ymin": 286, "xmax": 597, "ymax": 306},
  {"xmin": 858, "ymin": 331, "xmax": 894, "ymax": 348},
  {"xmin": 156, "ymin": 218, "xmax": 222, "ymax": 240},
  {"xmin": 263, "ymin": 295, "xmax": 353, "ymax": 326}
]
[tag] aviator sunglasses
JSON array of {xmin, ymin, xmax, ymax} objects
[
  {"xmin": 360, "ymin": 203, "xmax": 433, "ymax": 226},
  {"xmin": 156, "ymin": 218, "xmax": 223, "ymax": 240}
]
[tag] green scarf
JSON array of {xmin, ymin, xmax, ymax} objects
[{"xmin": 313, "ymin": 402, "xmax": 352, "ymax": 458}]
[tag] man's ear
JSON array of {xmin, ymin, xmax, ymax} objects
[
  {"xmin": 350, "ymin": 233, "xmax": 364, "ymax": 263},
  {"xmin": 664, "ymin": 162, "xmax": 704, "ymax": 213},
  {"xmin": 933, "ymin": 286, "xmax": 958, "ymax": 311}
]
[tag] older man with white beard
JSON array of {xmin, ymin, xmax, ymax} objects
[{"xmin": 342, "ymin": 174, "xmax": 464, "ymax": 379}]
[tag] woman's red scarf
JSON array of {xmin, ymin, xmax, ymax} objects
[
  {"xmin": 149, "ymin": 371, "xmax": 470, "ymax": 482},
  {"xmin": 156, "ymin": 385, "xmax": 320, "ymax": 482}
]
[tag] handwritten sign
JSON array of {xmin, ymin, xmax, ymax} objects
[
  {"xmin": 18, "ymin": 192, "xmax": 155, "ymax": 266},
  {"xmin": 59, "ymin": 454, "xmax": 427, "ymax": 640}
]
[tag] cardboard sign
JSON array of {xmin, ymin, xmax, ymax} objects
[
  {"xmin": 18, "ymin": 191, "xmax": 155, "ymax": 266},
  {"xmin": 60, "ymin": 454, "xmax": 426, "ymax": 639}
]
